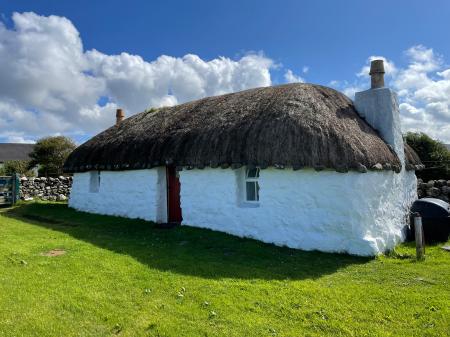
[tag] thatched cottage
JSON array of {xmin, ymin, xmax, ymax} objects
[{"xmin": 64, "ymin": 60, "xmax": 422, "ymax": 256}]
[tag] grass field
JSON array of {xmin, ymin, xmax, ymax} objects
[{"xmin": 0, "ymin": 202, "xmax": 449, "ymax": 337}]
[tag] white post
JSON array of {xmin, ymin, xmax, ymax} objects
[{"xmin": 414, "ymin": 213, "xmax": 425, "ymax": 260}]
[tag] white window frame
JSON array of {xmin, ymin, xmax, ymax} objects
[
  {"xmin": 244, "ymin": 167, "xmax": 260, "ymax": 203},
  {"xmin": 89, "ymin": 171, "xmax": 101, "ymax": 193}
]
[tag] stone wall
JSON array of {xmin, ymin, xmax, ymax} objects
[
  {"xmin": 417, "ymin": 178, "xmax": 450, "ymax": 202},
  {"xmin": 20, "ymin": 176, "xmax": 72, "ymax": 201}
]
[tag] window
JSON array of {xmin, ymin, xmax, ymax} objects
[
  {"xmin": 89, "ymin": 171, "xmax": 100, "ymax": 193},
  {"xmin": 245, "ymin": 167, "xmax": 260, "ymax": 202}
]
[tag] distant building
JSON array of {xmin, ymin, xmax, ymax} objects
[
  {"xmin": 0, "ymin": 143, "xmax": 35, "ymax": 168},
  {"xmin": 0, "ymin": 143, "xmax": 38, "ymax": 176}
]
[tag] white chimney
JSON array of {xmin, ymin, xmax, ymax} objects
[{"xmin": 354, "ymin": 60, "xmax": 405, "ymax": 164}]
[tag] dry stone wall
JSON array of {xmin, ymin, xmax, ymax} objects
[
  {"xmin": 20, "ymin": 176, "xmax": 72, "ymax": 201},
  {"xmin": 417, "ymin": 178, "xmax": 450, "ymax": 202}
]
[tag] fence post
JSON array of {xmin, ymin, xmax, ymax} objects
[
  {"xmin": 11, "ymin": 175, "xmax": 16, "ymax": 205},
  {"xmin": 10, "ymin": 173, "xmax": 20, "ymax": 205},
  {"xmin": 414, "ymin": 213, "xmax": 425, "ymax": 260}
]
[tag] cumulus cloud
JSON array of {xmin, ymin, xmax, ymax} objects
[
  {"xmin": 284, "ymin": 69, "xmax": 305, "ymax": 83},
  {"xmin": 333, "ymin": 45, "xmax": 450, "ymax": 143},
  {"xmin": 2, "ymin": 12, "xmax": 449, "ymax": 145},
  {"xmin": 86, "ymin": 51, "xmax": 273, "ymax": 112},
  {"xmin": 357, "ymin": 55, "xmax": 398, "ymax": 78},
  {"xmin": 0, "ymin": 12, "xmax": 275, "ymax": 143},
  {"xmin": 393, "ymin": 46, "xmax": 450, "ymax": 141}
]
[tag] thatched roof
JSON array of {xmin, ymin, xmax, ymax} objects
[
  {"xmin": 64, "ymin": 83, "xmax": 421, "ymax": 173},
  {"xmin": 404, "ymin": 143, "xmax": 423, "ymax": 170}
]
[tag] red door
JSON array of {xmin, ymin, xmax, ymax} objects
[{"xmin": 166, "ymin": 166, "xmax": 182, "ymax": 223}]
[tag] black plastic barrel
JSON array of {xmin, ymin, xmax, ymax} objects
[{"xmin": 410, "ymin": 198, "xmax": 450, "ymax": 242}]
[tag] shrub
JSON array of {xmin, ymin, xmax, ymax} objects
[
  {"xmin": 0, "ymin": 160, "xmax": 35, "ymax": 176},
  {"xmin": 405, "ymin": 132, "xmax": 450, "ymax": 180},
  {"xmin": 29, "ymin": 136, "xmax": 76, "ymax": 177}
]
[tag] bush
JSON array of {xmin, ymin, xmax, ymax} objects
[
  {"xmin": 0, "ymin": 160, "xmax": 35, "ymax": 176},
  {"xmin": 29, "ymin": 136, "xmax": 76, "ymax": 177},
  {"xmin": 405, "ymin": 132, "xmax": 450, "ymax": 180}
]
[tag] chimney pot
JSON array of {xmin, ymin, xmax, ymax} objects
[
  {"xmin": 369, "ymin": 59, "xmax": 385, "ymax": 89},
  {"xmin": 116, "ymin": 108, "xmax": 125, "ymax": 125}
]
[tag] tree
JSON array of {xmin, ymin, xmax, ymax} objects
[
  {"xmin": 0, "ymin": 160, "xmax": 35, "ymax": 176},
  {"xmin": 405, "ymin": 132, "xmax": 450, "ymax": 180},
  {"xmin": 29, "ymin": 136, "xmax": 77, "ymax": 176}
]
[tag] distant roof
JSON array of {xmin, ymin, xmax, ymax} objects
[
  {"xmin": 65, "ymin": 83, "xmax": 421, "ymax": 173},
  {"xmin": 0, "ymin": 143, "xmax": 34, "ymax": 163}
]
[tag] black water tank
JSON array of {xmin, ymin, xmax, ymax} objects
[{"xmin": 410, "ymin": 198, "xmax": 450, "ymax": 242}]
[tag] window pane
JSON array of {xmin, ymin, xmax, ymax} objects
[
  {"xmin": 246, "ymin": 168, "xmax": 259, "ymax": 178},
  {"xmin": 89, "ymin": 171, "xmax": 99, "ymax": 193},
  {"xmin": 246, "ymin": 181, "xmax": 256, "ymax": 201}
]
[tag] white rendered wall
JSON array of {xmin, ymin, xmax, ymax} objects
[
  {"xmin": 180, "ymin": 167, "xmax": 417, "ymax": 256},
  {"xmin": 69, "ymin": 168, "xmax": 167, "ymax": 222},
  {"xmin": 69, "ymin": 166, "xmax": 417, "ymax": 256}
]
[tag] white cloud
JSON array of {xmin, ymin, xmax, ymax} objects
[
  {"xmin": 336, "ymin": 46, "xmax": 450, "ymax": 143},
  {"xmin": 357, "ymin": 55, "xmax": 397, "ymax": 78},
  {"xmin": 86, "ymin": 51, "xmax": 273, "ymax": 112},
  {"xmin": 284, "ymin": 69, "xmax": 305, "ymax": 83},
  {"xmin": 0, "ymin": 12, "xmax": 275, "ymax": 143},
  {"xmin": 2, "ymin": 12, "xmax": 449, "ymax": 144},
  {"xmin": 392, "ymin": 46, "xmax": 450, "ymax": 141},
  {"xmin": 0, "ymin": 129, "xmax": 36, "ymax": 143}
]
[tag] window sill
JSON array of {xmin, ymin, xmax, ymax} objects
[{"xmin": 239, "ymin": 202, "xmax": 260, "ymax": 208}]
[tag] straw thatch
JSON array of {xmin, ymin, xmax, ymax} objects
[
  {"xmin": 404, "ymin": 143, "xmax": 423, "ymax": 170},
  {"xmin": 64, "ymin": 83, "xmax": 421, "ymax": 173}
]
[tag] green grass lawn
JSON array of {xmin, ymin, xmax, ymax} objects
[{"xmin": 0, "ymin": 202, "xmax": 449, "ymax": 337}]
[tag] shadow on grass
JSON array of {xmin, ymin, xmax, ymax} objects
[{"xmin": 4, "ymin": 202, "xmax": 371, "ymax": 280}]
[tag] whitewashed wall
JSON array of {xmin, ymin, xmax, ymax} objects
[
  {"xmin": 180, "ymin": 167, "xmax": 417, "ymax": 256},
  {"xmin": 69, "ymin": 165, "xmax": 417, "ymax": 256},
  {"xmin": 69, "ymin": 169, "xmax": 167, "ymax": 222}
]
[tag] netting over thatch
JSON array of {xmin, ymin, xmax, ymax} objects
[{"xmin": 64, "ymin": 83, "xmax": 421, "ymax": 173}]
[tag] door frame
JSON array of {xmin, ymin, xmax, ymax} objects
[{"xmin": 166, "ymin": 166, "xmax": 182, "ymax": 224}]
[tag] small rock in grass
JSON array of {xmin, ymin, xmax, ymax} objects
[{"xmin": 57, "ymin": 194, "xmax": 67, "ymax": 201}]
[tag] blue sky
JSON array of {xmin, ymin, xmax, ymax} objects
[
  {"xmin": 4, "ymin": 0, "xmax": 449, "ymax": 84},
  {"xmin": 1, "ymin": 1, "xmax": 450, "ymax": 143}
]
